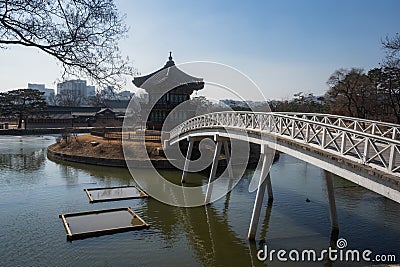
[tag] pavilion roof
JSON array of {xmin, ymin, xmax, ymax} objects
[{"xmin": 132, "ymin": 52, "xmax": 204, "ymax": 92}]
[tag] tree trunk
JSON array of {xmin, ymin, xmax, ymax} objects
[{"xmin": 17, "ymin": 115, "xmax": 23, "ymax": 129}]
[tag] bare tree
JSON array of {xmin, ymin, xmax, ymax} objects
[
  {"xmin": 382, "ymin": 33, "xmax": 400, "ymax": 67},
  {"xmin": 56, "ymin": 90, "xmax": 85, "ymax": 107},
  {"xmin": 86, "ymin": 86, "xmax": 117, "ymax": 106},
  {"xmin": 0, "ymin": 0, "xmax": 133, "ymax": 88},
  {"xmin": 369, "ymin": 67, "xmax": 400, "ymax": 123},
  {"xmin": 327, "ymin": 68, "xmax": 376, "ymax": 119},
  {"xmin": 47, "ymin": 93, "xmax": 57, "ymax": 106}
]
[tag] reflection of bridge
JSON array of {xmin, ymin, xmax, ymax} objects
[{"xmin": 168, "ymin": 112, "xmax": 400, "ymax": 240}]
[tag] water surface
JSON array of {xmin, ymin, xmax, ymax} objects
[{"xmin": 0, "ymin": 136, "xmax": 399, "ymax": 266}]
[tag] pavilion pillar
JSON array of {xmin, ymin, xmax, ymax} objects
[
  {"xmin": 205, "ymin": 139, "xmax": 223, "ymax": 204},
  {"xmin": 248, "ymin": 147, "xmax": 273, "ymax": 240},
  {"xmin": 181, "ymin": 138, "xmax": 194, "ymax": 184}
]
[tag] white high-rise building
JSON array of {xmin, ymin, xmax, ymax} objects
[
  {"xmin": 86, "ymin": 85, "xmax": 96, "ymax": 98},
  {"xmin": 57, "ymin": 79, "xmax": 87, "ymax": 97},
  {"xmin": 28, "ymin": 83, "xmax": 55, "ymax": 104},
  {"xmin": 57, "ymin": 79, "xmax": 96, "ymax": 98}
]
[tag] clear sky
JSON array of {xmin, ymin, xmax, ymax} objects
[{"xmin": 1, "ymin": 0, "xmax": 399, "ymax": 100}]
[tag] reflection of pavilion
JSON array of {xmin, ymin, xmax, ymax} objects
[
  {"xmin": 133, "ymin": 52, "xmax": 204, "ymax": 130},
  {"xmin": 143, "ymin": 195, "xmax": 257, "ymax": 267}
]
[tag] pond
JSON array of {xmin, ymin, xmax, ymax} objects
[{"xmin": 0, "ymin": 136, "xmax": 398, "ymax": 266}]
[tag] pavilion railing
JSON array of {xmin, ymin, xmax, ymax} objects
[{"xmin": 169, "ymin": 111, "xmax": 400, "ymax": 175}]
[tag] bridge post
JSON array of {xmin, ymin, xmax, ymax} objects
[
  {"xmin": 325, "ymin": 172, "xmax": 339, "ymax": 231},
  {"xmin": 205, "ymin": 139, "xmax": 222, "ymax": 204},
  {"xmin": 248, "ymin": 148, "xmax": 272, "ymax": 240},
  {"xmin": 363, "ymin": 137, "xmax": 370, "ymax": 164},
  {"xmin": 388, "ymin": 144, "xmax": 395, "ymax": 172},
  {"xmin": 340, "ymin": 132, "xmax": 346, "ymax": 154},
  {"xmin": 181, "ymin": 137, "xmax": 194, "ymax": 184},
  {"xmin": 223, "ymin": 141, "xmax": 234, "ymax": 187}
]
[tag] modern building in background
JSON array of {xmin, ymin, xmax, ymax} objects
[
  {"xmin": 57, "ymin": 79, "xmax": 89, "ymax": 98},
  {"xmin": 27, "ymin": 83, "xmax": 55, "ymax": 104},
  {"xmin": 56, "ymin": 79, "xmax": 96, "ymax": 106},
  {"xmin": 118, "ymin": 90, "xmax": 134, "ymax": 100},
  {"xmin": 101, "ymin": 86, "xmax": 135, "ymax": 100},
  {"xmin": 86, "ymin": 85, "xmax": 96, "ymax": 98}
]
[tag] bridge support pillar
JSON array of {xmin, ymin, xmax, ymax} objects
[
  {"xmin": 181, "ymin": 137, "xmax": 194, "ymax": 184},
  {"xmin": 248, "ymin": 149, "xmax": 273, "ymax": 240},
  {"xmin": 205, "ymin": 139, "xmax": 223, "ymax": 204},
  {"xmin": 223, "ymin": 141, "xmax": 234, "ymax": 191},
  {"xmin": 325, "ymin": 172, "xmax": 339, "ymax": 231}
]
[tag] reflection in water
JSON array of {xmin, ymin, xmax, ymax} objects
[
  {"xmin": 137, "ymin": 172, "xmax": 256, "ymax": 266},
  {"xmin": 0, "ymin": 148, "xmax": 46, "ymax": 172},
  {"xmin": 0, "ymin": 137, "xmax": 50, "ymax": 189},
  {"xmin": 176, "ymin": 205, "xmax": 253, "ymax": 267},
  {"xmin": 48, "ymin": 144, "xmax": 400, "ymax": 266},
  {"xmin": 58, "ymin": 164, "xmax": 81, "ymax": 185},
  {"xmin": 259, "ymin": 199, "xmax": 274, "ymax": 243},
  {"xmin": 329, "ymin": 172, "xmax": 372, "ymax": 200},
  {"xmin": 49, "ymin": 156, "xmax": 135, "ymax": 186},
  {"xmin": 65, "ymin": 210, "xmax": 142, "ymax": 234},
  {"xmin": 324, "ymin": 229, "xmax": 339, "ymax": 267},
  {"xmin": 88, "ymin": 186, "xmax": 144, "ymax": 201},
  {"xmin": 1, "ymin": 136, "xmax": 399, "ymax": 266}
]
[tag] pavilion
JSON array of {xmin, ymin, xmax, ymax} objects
[{"xmin": 132, "ymin": 52, "xmax": 204, "ymax": 130}]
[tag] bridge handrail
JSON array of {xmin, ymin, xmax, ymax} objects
[
  {"xmin": 274, "ymin": 112, "xmax": 400, "ymax": 128},
  {"xmin": 275, "ymin": 112, "xmax": 400, "ymax": 139},
  {"xmin": 269, "ymin": 113, "xmax": 400, "ymax": 144},
  {"xmin": 169, "ymin": 111, "xmax": 400, "ymax": 174},
  {"xmin": 170, "ymin": 111, "xmax": 400, "ymax": 143}
]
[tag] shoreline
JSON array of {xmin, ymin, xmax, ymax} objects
[
  {"xmin": 47, "ymin": 143, "xmax": 177, "ymax": 169},
  {"xmin": 0, "ymin": 127, "xmax": 93, "ymax": 135},
  {"xmin": 46, "ymin": 133, "xmax": 279, "ymax": 169}
]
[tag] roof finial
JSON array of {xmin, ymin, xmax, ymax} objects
[{"xmin": 169, "ymin": 51, "xmax": 173, "ymax": 61}]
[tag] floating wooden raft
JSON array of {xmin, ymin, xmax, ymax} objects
[
  {"xmin": 59, "ymin": 207, "xmax": 150, "ymax": 241},
  {"xmin": 84, "ymin": 185, "xmax": 148, "ymax": 203}
]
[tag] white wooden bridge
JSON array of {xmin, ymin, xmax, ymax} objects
[{"xmin": 167, "ymin": 111, "xmax": 400, "ymax": 240}]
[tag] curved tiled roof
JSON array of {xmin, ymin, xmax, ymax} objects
[{"xmin": 132, "ymin": 52, "xmax": 204, "ymax": 92}]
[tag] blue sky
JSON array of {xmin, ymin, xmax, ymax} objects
[{"xmin": 1, "ymin": 0, "xmax": 399, "ymax": 100}]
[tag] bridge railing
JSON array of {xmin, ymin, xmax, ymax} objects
[
  {"xmin": 169, "ymin": 111, "xmax": 400, "ymax": 174},
  {"xmin": 274, "ymin": 112, "xmax": 400, "ymax": 140}
]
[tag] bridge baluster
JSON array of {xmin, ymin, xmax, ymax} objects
[
  {"xmin": 321, "ymin": 126, "xmax": 326, "ymax": 148},
  {"xmin": 389, "ymin": 144, "xmax": 396, "ymax": 172},
  {"xmin": 340, "ymin": 131, "xmax": 346, "ymax": 154},
  {"xmin": 363, "ymin": 138, "xmax": 370, "ymax": 164},
  {"xmin": 305, "ymin": 123, "xmax": 310, "ymax": 143}
]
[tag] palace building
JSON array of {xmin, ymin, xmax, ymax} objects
[{"xmin": 133, "ymin": 52, "xmax": 204, "ymax": 130}]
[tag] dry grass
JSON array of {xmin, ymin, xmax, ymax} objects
[{"xmin": 51, "ymin": 134, "xmax": 163, "ymax": 160}]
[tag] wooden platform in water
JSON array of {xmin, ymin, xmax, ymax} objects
[
  {"xmin": 84, "ymin": 185, "xmax": 148, "ymax": 203},
  {"xmin": 59, "ymin": 207, "xmax": 149, "ymax": 241}
]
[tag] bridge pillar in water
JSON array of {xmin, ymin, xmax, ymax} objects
[
  {"xmin": 205, "ymin": 138, "xmax": 223, "ymax": 204},
  {"xmin": 325, "ymin": 171, "xmax": 339, "ymax": 231},
  {"xmin": 181, "ymin": 137, "xmax": 194, "ymax": 184},
  {"xmin": 223, "ymin": 140, "xmax": 234, "ymax": 192},
  {"xmin": 248, "ymin": 146, "xmax": 273, "ymax": 240}
]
